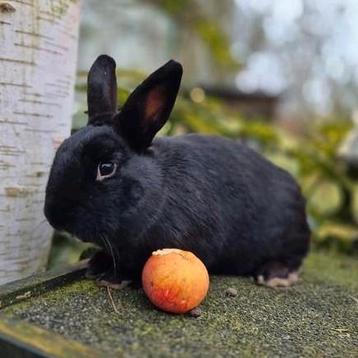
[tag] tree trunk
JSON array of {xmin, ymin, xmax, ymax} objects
[{"xmin": 0, "ymin": 0, "xmax": 81, "ymax": 284}]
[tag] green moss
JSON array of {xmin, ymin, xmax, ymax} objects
[
  {"xmin": 304, "ymin": 251, "xmax": 358, "ymax": 289},
  {"xmin": 2, "ymin": 252, "xmax": 358, "ymax": 357}
]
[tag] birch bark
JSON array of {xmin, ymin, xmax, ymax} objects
[{"xmin": 0, "ymin": 0, "xmax": 81, "ymax": 284}]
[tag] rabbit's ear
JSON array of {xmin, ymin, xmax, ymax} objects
[
  {"xmin": 114, "ymin": 60, "xmax": 182, "ymax": 151},
  {"xmin": 87, "ymin": 55, "xmax": 117, "ymax": 125}
]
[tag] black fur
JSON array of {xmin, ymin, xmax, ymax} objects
[
  {"xmin": 44, "ymin": 55, "xmax": 310, "ymax": 283},
  {"xmin": 87, "ymin": 54, "xmax": 117, "ymax": 124}
]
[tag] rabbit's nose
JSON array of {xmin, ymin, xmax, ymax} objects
[{"xmin": 44, "ymin": 196, "xmax": 73, "ymax": 231}]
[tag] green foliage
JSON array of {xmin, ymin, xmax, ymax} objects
[
  {"xmin": 279, "ymin": 122, "xmax": 358, "ymax": 254},
  {"xmin": 193, "ymin": 19, "xmax": 239, "ymax": 70},
  {"xmin": 146, "ymin": 0, "xmax": 240, "ymax": 70}
]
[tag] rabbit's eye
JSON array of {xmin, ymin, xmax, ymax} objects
[{"xmin": 96, "ymin": 162, "xmax": 117, "ymax": 181}]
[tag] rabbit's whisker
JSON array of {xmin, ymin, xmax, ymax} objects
[{"xmin": 101, "ymin": 234, "xmax": 117, "ymax": 276}]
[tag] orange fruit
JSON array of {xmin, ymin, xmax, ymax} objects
[{"xmin": 142, "ymin": 249, "xmax": 209, "ymax": 314}]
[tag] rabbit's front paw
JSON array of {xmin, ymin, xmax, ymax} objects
[
  {"xmin": 86, "ymin": 250, "xmax": 112, "ymax": 278},
  {"xmin": 96, "ymin": 277, "xmax": 132, "ymax": 290},
  {"xmin": 86, "ymin": 250, "xmax": 133, "ymax": 289}
]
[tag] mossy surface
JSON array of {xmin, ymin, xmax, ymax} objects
[{"xmin": 3, "ymin": 252, "xmax": 358, "ymax": 357}]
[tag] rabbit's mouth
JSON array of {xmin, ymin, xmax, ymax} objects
[
  {"xmin": 45, "ymin": 201, "xmax": 92, "ymax": 244},
  {"xmin": 76, "ymin": 235, "xmax": 92, "ymax": 243},
  {"xmin": 70, "ymin": 228, "xmax": 103, "ymax": 247}
]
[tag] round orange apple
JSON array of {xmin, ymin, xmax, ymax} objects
[{"xmin": 142, "ymin": 248, "xmax": 209, "ymax": 314}]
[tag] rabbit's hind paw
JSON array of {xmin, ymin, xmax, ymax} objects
[{"xmin": 256, "ymin": 261, "xmax": 299, "ymax": 288}]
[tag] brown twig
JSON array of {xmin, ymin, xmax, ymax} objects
[{"xmin": 106, "ymin": 286, "xmax": 120, "ymax": 314}]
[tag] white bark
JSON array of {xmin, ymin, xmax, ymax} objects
[{"xmin": 0, "ymin": 0, "xmax": 81, "ymax": 284}]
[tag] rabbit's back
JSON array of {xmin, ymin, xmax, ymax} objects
[{"xmin": 149, "ymin": 134, "xmax": 310, "ymax": 275}]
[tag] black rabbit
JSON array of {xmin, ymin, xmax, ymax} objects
[{"xmin": 44, "ymin": 55, "xmax": 310, "ymax": 288}]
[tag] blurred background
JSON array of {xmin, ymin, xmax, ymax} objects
[{"xmin": 51, "ymin": 0, "xmax": 358, "ymax": 268}]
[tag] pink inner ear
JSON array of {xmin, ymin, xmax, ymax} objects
[{"xmin": 145, "ymin": 88, "xmax": 164, "ymax": 122}]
